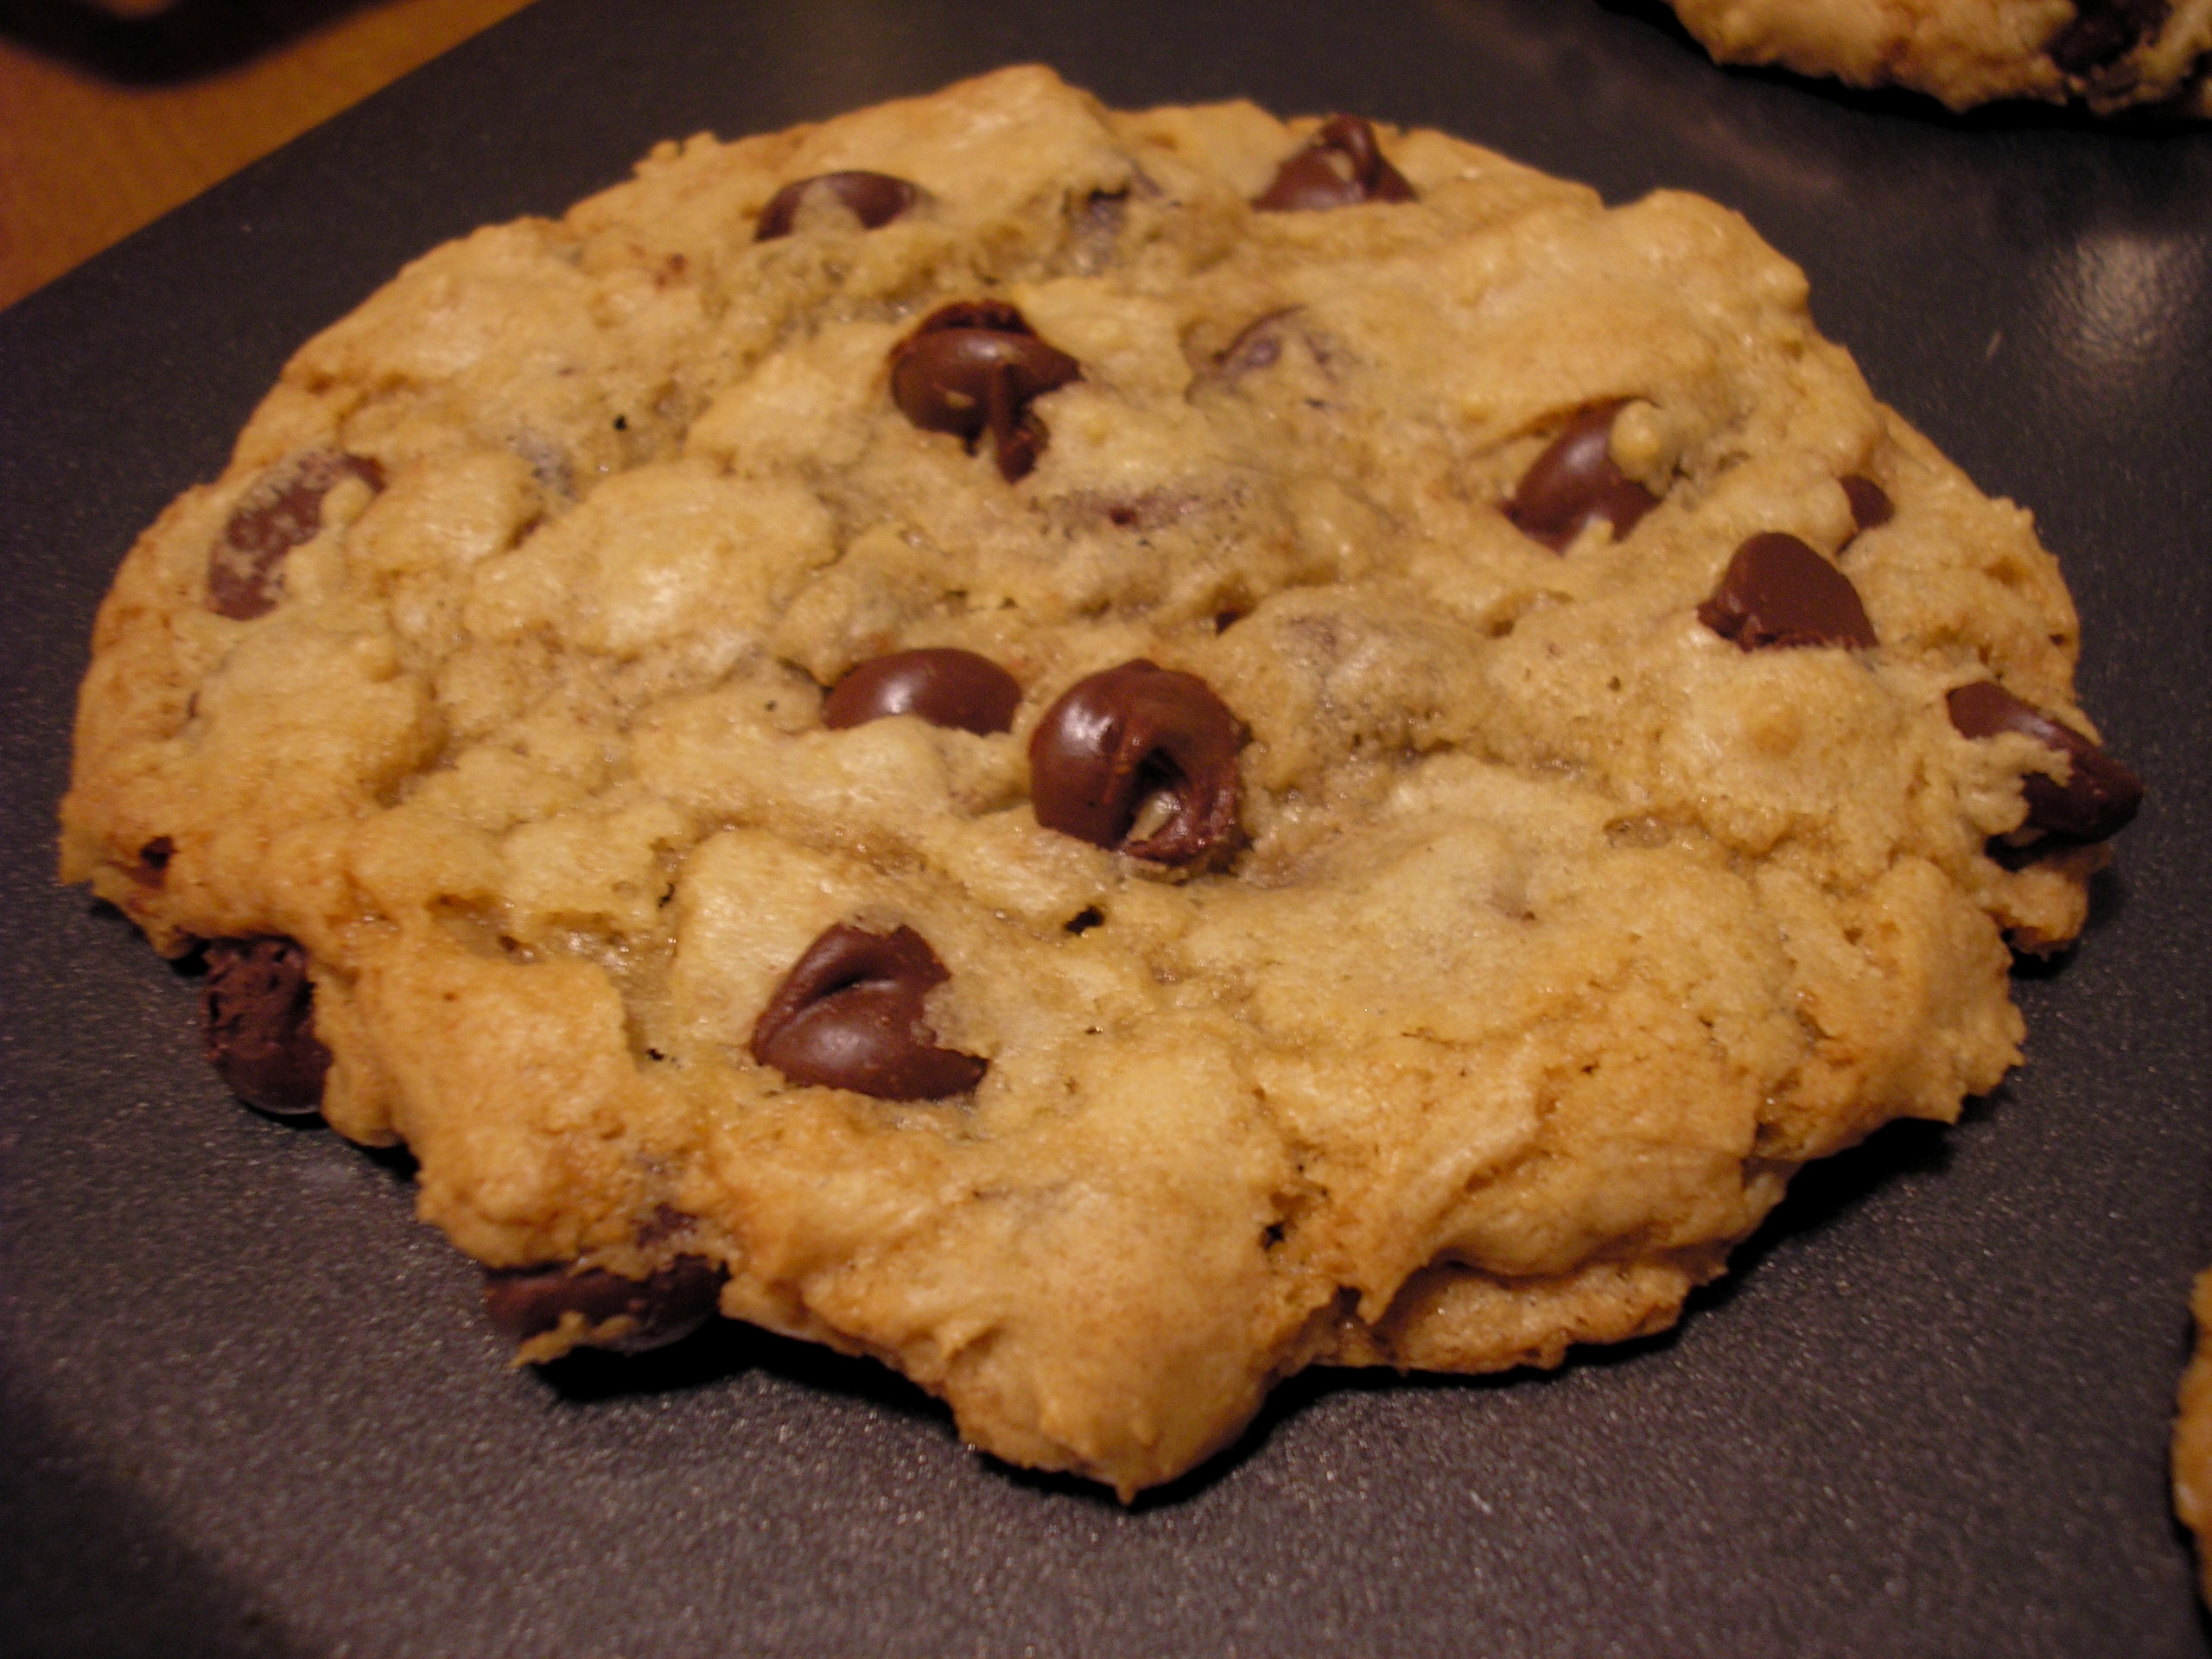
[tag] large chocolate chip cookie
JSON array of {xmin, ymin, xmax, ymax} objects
[{"xmin": 61, "ymin": 67, "xmax": 2141, "ymax": 1496}]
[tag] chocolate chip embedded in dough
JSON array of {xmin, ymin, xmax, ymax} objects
[
  {"xmin": 1947, "ymin": 680, "xmax": 2144, "ymax": 842},
  {"xmin": 201, "ymin": 936, "xmax": 330, "ymax": 1115},
  {"xmin": 2049, "ymin": 0, "xmax": 2168, "ymax": 74},
  {"xmin": 1699, "ymin": 533, "xmax": 1878, "ymax": 652},
  {"xmin": 1255, "ymin": 115, "xmax": 1418, "ymax": 212},
  {"xmin": 1841, "ymin": 475, "xmax": 1895, "ymax": 531},
  {"xmin": 889, "ymin": 301, "xmax": 1082, "ymax": 483},
  {"xmin": 754, "ymin": 170, "xmax": 919, "ymax": 241},
  {"xmin": 483, "ymin": 1255, "xmax": 728, "ymax": 1354},
  {"xmin": 206, "ymin": 450, "xmax": 384, "ymax": 620},
  {"xmin": 1211, "ymin": 308, "xmax": 1302, "ymax": 381},
  {"xmin": 1029, "ymin": 660, "xmax": 1243, "ymax": 865},
  {"xmin": 1506, "ymin": 402, "xmax": 1661, "ymax": 552},
  {"xmin": 822, "ymin": 648, "xmax": 1020, "ymax": 736},
  {"xmin": 751, "ymin": 924, "xmax": 988, "ymax": 1100},
  {"xmin": 131, "ymin": 836, "xmax": 174, "ymax": 887}
]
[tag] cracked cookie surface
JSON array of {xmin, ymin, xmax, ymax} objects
[{"xmin": 62, "ymin": 66, "xmax": 2139, "ymax": 1496}]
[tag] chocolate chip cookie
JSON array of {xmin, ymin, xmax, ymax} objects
[
  {"xmin": 60, "ymin": 67, "xmax": 2143, "ymax": 1497},
  {"xmin": 1664, "ymin": 0, "xmax": 2212, "ymax": 114}
]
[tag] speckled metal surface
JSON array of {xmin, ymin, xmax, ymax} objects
[{"xmin": 2, "ymin": 2, "xmax": 2208, "ymax": 1654}]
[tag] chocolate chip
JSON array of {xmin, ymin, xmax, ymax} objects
[
  {"xmin": 751, "ymin": 924, "xmax": 987, "ymax": 1100},
  {"xmin": 1699, "ymin": 533, "xmax": 1878, "ymax": 652},
  {"xmin": 755, "ymin": 171, "xmax": 919, "ymax": 241},
  {"xmin": 1841, "ymin": 474, "xmax": 1895, "ymax": 532},
  {"xmin": 889, "ymin": 301, "xmax": 1081, "ymax": 483},
  {"xmin": 202, "ymin": 937, "xmax": 330, "ymax": 1115},
  {"xmin": 207, "ymin": 450, "xmax": 384, "ymax": 620},
  {"xmin": 1213, "ymin": 308, "xmax": 1300, "ymax": 379},
  {"xmin": 1255, "ymin": 115, "xmax": 1417, "ymax": 212},
  {"xmin": 483, "ymin": 1255, "xmax": 728, "ymax": 1354},
  {"xmin": 1506, "ymin": 402, "xmax": 1661, "ymax": 551},
  {"xmin": 822, "ymin": 648, "xmax": 1020, "ymax": 736},
  {"xmin": 2049, "ymin": 0, "xmax": 2167, "ymax": 74},
  {"xmin": 131, "ymin": 836, "xmax": 174, "ymax": 887},
  {"xmin": 1947, "ymin": 680, "xmax": 2144, "ymax": 842},
  {"xmin": 1029, "ymin": 660, "xmax": 1243, "ymax": 865}
]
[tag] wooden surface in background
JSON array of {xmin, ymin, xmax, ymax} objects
[{"xmin": 0, "ymin": 0, "xmax": 537, "ymax": 309}]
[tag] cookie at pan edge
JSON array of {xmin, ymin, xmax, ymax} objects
[
  {"xmin": 2177, "ymin": 1272, "xmax": 2212, "ymax": 1600},
  {"xmin": 60, "ymin": 65, "xmax": 2142, "ymax": 1497},
  {"xmin": 1664, "ymin": 0, "xmax": 2212, "ymax": 114}
]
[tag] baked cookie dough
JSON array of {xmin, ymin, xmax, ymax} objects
[
  {"xmin": 2177, "ymin": 1272, "xmax": 2212, "ymax": 1599},
  {"xmin": 61, "ymin": 67, "xmax": 2143, "ymax": 1497},
  {"xmin": 1663, "ymin": 0, "xmax": 2212, "ymax": 114}
]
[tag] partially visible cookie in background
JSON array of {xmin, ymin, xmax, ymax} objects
[
  {"xmin": 1663, "ymin": 0, "xmax": 2212, "ymax": 114},
  {"xmin": 2177, "ymin": 1271, "xmax": 2212, "ymax": 1599}
]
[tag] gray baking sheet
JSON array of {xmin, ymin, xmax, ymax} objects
[{"xmin": 3, "ymin": 2, "xmax": 2208, "ymax": 1653}]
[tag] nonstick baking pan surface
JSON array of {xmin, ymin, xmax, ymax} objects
[{"xmin": 3, "ymin": 2, "xmax": 2208, "ymax": 1654}]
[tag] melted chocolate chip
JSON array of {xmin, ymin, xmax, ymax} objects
[
  {"xmin": 207, "ymin": 451, "xmax": 384, "ymax": 620},
  {"xmin": 1947, "ymin": 680, "xmax": 2144, "ymax": 842},
  {"xmin": 889, "ymin": 301, "xmax": 1081, "ymax": 482},
  {"xmin": 1255, "ymin": 115, "xmax": 1418, "ymax": 212},
  {"xmin": 1507, "ymin": 402, "xmax": 1661, "ymax": 551},
  {"xmin": 823, "ymin": 648, "xmax": 1020, "ymax": 736},
  {"xmin": 131, "ymin": 836, "xmax": 174, "ymax": 887},
  {"xmin": 1212, "ymin": 308, "xmax": 1301, "ymax": 380},
  {"xmin": 1841, "ymin": 475, "xmax": 1894, "ymax": 532},
  {"xmin": 2049, "ymin": 0, "xmax": 2167, "ymax": 74},
  {"xmin": 483, "ymin": 1255, "xmax": 728, "ymax": 1353},
  {"xmin": 202, "ymin": 937, "xmax": 330, "ymax": 1115},
  {"xmin": 755, "ymin": 171, "xmax": 919, "ymax": 241},
  {"xmin": 1699, "ymin": 533, "xmax": 1878, "ymax": 652},
  {"xmin": 751, "ymin": 924, "xmax": 987, "ymax": 1100},
  {"xmin": 1028, "ymin": 660, "xmax": 1243, "ymax": 865}
]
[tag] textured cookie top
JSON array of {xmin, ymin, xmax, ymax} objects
[
  {"xmin": 1666, "ymin": 0, "xmax": 2212, "ymax": 114},
  {"xmin": 62, "ymin": 67, "xmax": 2138, "ymax": 1495}
]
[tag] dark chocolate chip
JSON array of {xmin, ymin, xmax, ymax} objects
[
  {"xmin": 755, "ymin": 171, "xmax": 919, "ymax": 241},
  {"xmin": 823, "ymin": 648, "xmax": 1020, "ymax": 736},
  {"xmin": 207, "ymin": 450, "xmax": 384, "ymax": 620},
  {"xmin": 2049, "ymin": 0, "xmax": 2167, "ymax": 74},
  {"xmin": 1029, "ymin": 660, "xmax": 1243, "ymax": 865},
  {"xmin": 1255, "ymin": 115, "xmax": 1418, "ymax": 212},
  {"xmin": 483, "ymin": 1255, "xmax": 728, "ymax": 1353},
  {"xmin": 889, "ymin": 300, "xmax": 1081, "ymax": 483},
  {"xmin": 1947, "ymin": 680, "xmax": 2144, "ymax": 842},
  {"xmin": 1841, "ymin": 474, "xmax": 1894, "ymax": 532},
  {"xmin": 1506, "ymin": 402, "xmax": 1661, "ymax": 551},
  {"xmin": 202, "ymin": 936, "xmax": 330, "ymax": 1115},
  {"xmin": 1213, "ymin": 308, "xmax": 1301, "ymax": 380},
  {"xmin": 751, "ymin": 924, "xmax": 987, "ymax": 1100},
  {"xmin": 131, "ymin": 836, "xmax": 174, "ymax": 887},
  {"xmin": 1699, "ymin": 533, "xmax": 1878, "ymax": 652}
]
